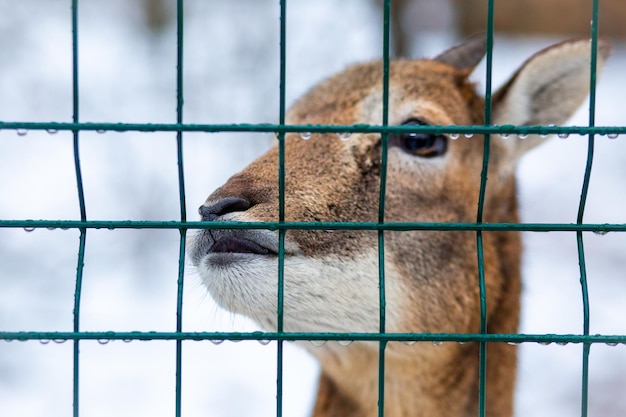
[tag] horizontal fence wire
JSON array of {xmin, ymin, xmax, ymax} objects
[
  {"xmin": 3, "ymin": 331, "xmax": 626, "ymax": 345},
  {"xmin": 1, "ymin": 121, "xmax": 624, "ymax": 135},
  {"xmin": 2, "ymin": 220, "xmax": 624, "ymax": 232},
  {"xmin": 1, "ymin": 0, "xmax": 625, "ymax": 416}
]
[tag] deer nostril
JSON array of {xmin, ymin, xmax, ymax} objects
[{"xmin": 199, "ymin": 197, "xmax": 251, "ymax": 221}]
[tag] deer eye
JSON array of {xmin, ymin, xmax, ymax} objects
[{"xmin": 391, "ymin": 119, "xmax": 447, "ymax": 158}]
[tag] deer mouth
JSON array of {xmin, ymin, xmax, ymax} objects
[
  {"xmin": 209, "ymin": 236, "xmax": 275, "ymax": 256},
  {"xmin": 189, "ymin": 229, "xmax": 297, "ymax": 267}
]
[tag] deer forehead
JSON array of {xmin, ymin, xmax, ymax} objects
[{"xmin": 288, "ymin": 59, "xmax": 478, "ymax": 126}]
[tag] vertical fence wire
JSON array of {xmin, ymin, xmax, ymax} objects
[
  {"xmin": 276, "ymin": 1, "xmax": 288, "ymax": 416},
  {"xmin": 475, "ymin": 0, "xmax": 496, "ymax": 415},
  {"xmin": 577, "ymin": 0, "xmax": 601, "ymax": 414},
  {"xmin": 376, "ymin": 1, "xmax": 392, "ymax": 416},
  {"xmin": 174, "ymin": 0, "xmax": 187, "ymax": 415},
  {"xmin": 70, "ymin": 1, "xmax": 87, "ymax": 417}
]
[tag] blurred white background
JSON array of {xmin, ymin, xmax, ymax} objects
[{"xmin": 1, "ymin": 1, "xmax": 625, "ymax": 416}]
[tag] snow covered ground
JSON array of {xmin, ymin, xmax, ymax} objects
[{"xmin": 1, "ymin": 1, "xmax": 625, "ymax": 416}]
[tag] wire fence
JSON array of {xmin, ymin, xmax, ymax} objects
[{"xmin": 0, "ymin": 0, "xmax": 624, "ymax": 417}]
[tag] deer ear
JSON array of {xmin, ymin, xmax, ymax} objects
[
  {"xmin": 493, "ymin": 39, "xmax": 611, "ymax": 159},
  {"xmin": 433, "ymin": 33, "xmax": 487, "ymax": 73}
]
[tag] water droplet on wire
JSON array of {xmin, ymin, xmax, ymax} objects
[
  {"xmin": 501, "ymin": 133, "xmax": 510, "ymax": 140},
  {"xmin": 210, "ymin": 339, "xmax": 224, "ymax": 345},
  {"xmin": 299, "ymin": 132, "xmax": 312, "ymax": 140},
  {"xmin": 464, "ymin": 133, "xmax": 474, "ymax": 139},
  {"xmin": 543, "ymin": 124, "xmax": 557, "ymax": 138},
  {"xmin": 257, "ymin": 339, "xmax": 271, "ymax": 346},
  {"xmin": 607, "ymin": 133, "xmax": 619, "ymax": 139},
  {"xmin": 23, "ymin": 227, "xmax": 36, "ymax": 232},
  {"xmin": 310, "ymin": 340, "xmax": 327, "ymax": 347},
  {"xmin": 337, "ymin": 132, "xmax": 351, "ymax": 141},
  {"xmin": 432, "ymin": 341, "xmax": 443, "ymax": 347},
  {"xmin": 518, "ymin": 133, "xmax": 528, "ymax": 139},
  {"xmin": 47, "ymin": 129, "xmax": 59, "ymax": 135},
  {"xmin": 16, "ymin": 128, "xmax": 28, "ymax": 136},
  {"xmin": 338, "ymin": 340, "xmax": 353, "ymax": 346},
  {"xmin": 449, "ymin": 133, "xmax": 459, "ymax": 140},
  {"xmin": 557, "ymin": 133, "xmax": 569, "ymax": 139},
  {"xmin": 593, "ymin": 230, "xmax": 609, "ymax": 236}
]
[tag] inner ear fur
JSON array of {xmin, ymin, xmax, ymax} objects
[{"xmin": 492, "ymin": 38, "xmax": 611, "ymax": 158}]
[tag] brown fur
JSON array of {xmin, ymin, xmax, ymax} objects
[{"xmin": 189, "ymin": 37, "xmax": 610, "ymax": 417}]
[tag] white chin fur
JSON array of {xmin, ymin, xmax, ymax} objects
[{"xmin": 196, "ymin": 249, "xmax": 402, "ymax": 334}]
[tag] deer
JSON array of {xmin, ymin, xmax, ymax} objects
[{"xmin": 188, "ymin": 35, "xmax": 610, "ymax": 417}]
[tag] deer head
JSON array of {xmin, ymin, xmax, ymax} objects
[{"xmin": 188, "ymin": 36, "xmax": 610, "ymax": 417}]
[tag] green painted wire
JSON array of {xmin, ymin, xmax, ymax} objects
[
  {"xmin": 577, "ymin": 235, "xmax": 591, "ymax": 416},
  {"xmin": 3, "ymin": 330, "xmax": 626, "ymax": 344},
  {"xmin": 71, "ymin": 5, "xmax": 85, "ymax": 224},
  {"xmin": 578, "ymin": 0, "xmax": 602, "ymax": 415},
  {"xmin": 475, "ymin": 1, "xmax": 497, "ymax": 416},
  {"xmin": 378, "ymin": 2, "xmax": 391, "ymax": 225},
  {"xmin": 377, "ymin": 1, "xmax": 392, "ymax": 416},
  {"xmin": 70, "ymin": 2, "xmax": 87, "ymax": 417},
  {"xmin": 174, "ymin": 0, "xmax": 186, "ymax": 416},
  {"xmin": 276, "ymin": 1, "xmax": 288, "ymax": 416},
  {"xmin": 3, "ymin": 219, "xmax": 624, "ymax": 233},
  {"xmin": 2, "ymin": 120, "xmax": 623, "ymax": 136},
  {"xmin": 175, "ymin": 2, "xmax": 186, "ymax": 223}
]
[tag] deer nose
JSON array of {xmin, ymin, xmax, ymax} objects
[{"xmin": 199, "ymin": 197, "xmax": 251, "ymax": 221}]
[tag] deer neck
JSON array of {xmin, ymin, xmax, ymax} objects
[
  {"xmin": 309, "ymin": 224, "xmax": 521, "ymax": 417},
  {"xmin": 311, "ymin": 335, "xmax": 518, "ymax": 417},
  {"xmin": 310, "ymin": 341, "xmax": 481, "ymax": 417}
]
